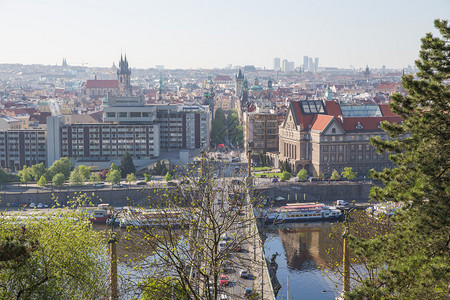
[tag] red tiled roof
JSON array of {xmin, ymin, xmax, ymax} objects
[
  {"xmin": 340, "ymin": 116, "xmax": 402, "ymax": 131},
  {"xmin": 291, "ymin": 101, "xmax": 316, "ymax": 130},
  {"xmin": 311, "ymin": 115, "xmax": 334, "ymax": 131},
  {"xmin": 324, "ymin": 100, "xmax": 342, "ymax": 118},
  {"xmin": 85, "ymin": 80, "xmax": 118, "ymax": 88},
  {"xmin": 379, "ymin": 104, "xmax": 397, "ymax": 116}
]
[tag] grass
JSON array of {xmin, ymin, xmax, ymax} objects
[
  {"xmin": 251, "ymin": 166, "xmax": 273, "ymax": 171},
  {"xmin": 254, "ymin": 172, "xmax": 284, "ymax": 178}
]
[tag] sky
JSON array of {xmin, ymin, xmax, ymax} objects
[{"xmin": 0, "ymin": 0, "xmax": 448, "ymax": 70}]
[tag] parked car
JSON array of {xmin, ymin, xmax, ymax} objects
[
  {"xmin": 93, "ymin": 182, "xmax": 105, "ymax": 188},
  {"xmin": 136, "ymin": 181, "xmax": 146, "ymax": 185},
  {"xmin": 240, "ymin": 270, "xmax": 248, "ymax": 279},
  {"xmin": 337, "ymin": 200, "xmax": 349, "ymax": 206},
  {"xmin": 112, "ymin": 184, "xmax": 123, "ymax": 188},
  {"xmin": 29, "ymin": 202, "xmax": 36, "ymax": 208},
  {"xmin": 36, "ymin": 203, "xmax": 43, "ymax": 209},
  {"xmin": 244, "ymin": 287, "xmax": 253, "ymax": 297},
  {"xmin": 219, "ymin": 275, "xmax": 229, "ymax": 286}
]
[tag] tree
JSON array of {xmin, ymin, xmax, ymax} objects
[
  {"xmin": 90, "ymin": 173, "xmax": 101, "ymax": 184},
  {"xmin": 164, "ymin": 171, "xmax": 172, "ymax": 182},
  {"xmin": 37, "ymin": 175, "xmax": 47, "ymax": 187},
  {"xmin": 280, "ymin": 171, "xmax": 291, "ymax": 181},
  {"xmin": 144, "ymin": 173, "xmax": 151, "ymax": 182},
  {"xmin": 0, "ymin": 168, "xmax": 9, "ymax": 187},
  {"xmin": 296, "ymin": 169, "xmax": 308, "ymax": 181},
  {"xmin": 126, "ymin": 173, "xmax": 136, "ymax": 185},
  {"xmin": 18, "ymin": 166, "xmax": 32, "ymax": 186},
  {"xmin": 210, "ymin": 108, "xmax": 227, "ymax": 147},
  {"xmin": 140, "ymin": 277, "xmax": 185, "ymax": 300},
  {"xmin": 0, "ymin": 208, "xmax": 109, "ymax": 299},
  {"xmin": 30, "ymin": 163, "xmax": 47, "ymax": 181},
  {"xmin": 106, "ymin": 169, "xmax": 121, "ymax": 185},
  {"xmin": 49, "ymin": 157, "xmax": 72, "ymax": 179},
  {"xmin": 77, "ymin": 165, "xmax": 91, "ymax": 180},
  {"xmin": 110, "ymin": 163, "xmax": 118, "ymax": 172},
  {"xmin": 344, "ymin": 20, "xmax": 450, "ymax": 299},
  {"xmin": 52, "ymin": 173, "xmax": 65, "ymax": 189},
  {"xmin": 120, "ymin": 152, "xmax": 136, "ymax": 178},
  {"xmin": 121, "ymin": 162, "xmax": 264, "ymax": 300},
  {"xmin": 69, "ymin": 166, "xmax": 88, "ymax": 186},
  {"xmin": 330, "ymin": 169, "xmax": 341, "ymax": 180},
  {"xmin": 341, "ymin": 167, "xmax": 357, "ymax": 181}
]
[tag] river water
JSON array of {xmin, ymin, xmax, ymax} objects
[{"xmin": 264, "ymin": 222, "xmax": 342, "ymax": 300}]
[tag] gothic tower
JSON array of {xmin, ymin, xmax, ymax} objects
[
  {"xmin": 235, "ymin": 69, "xmax": 244, "ymax": 97},
  {"xmin": 117, "ymin": 54, "xmax": 132, "ymax": 95}
]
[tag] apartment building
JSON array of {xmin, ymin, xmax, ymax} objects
[
  {"xmin": 0, "ymin": 129, "xmax": 46, "ymax": 171},
  {"xmin": 243, "ymin": 107, "xmax": 279, "ymax": 154}
]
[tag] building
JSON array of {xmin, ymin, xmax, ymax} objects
[
  {"xmin": 277, "ymin": 100, "xmax": 402, "ymax": 177},
  {"xmin": 155, "ymin": 105, "xmax": 210, "ymax": 151},
  {"xmin": 303, "ymin": 56, "xmax": 309, "ymax": 72},
  {"xmin": 235, "ymin": 69, "xmax": 244, "ymax": 97},
  {"xmin": 243, "ymin": 106, "xmax": 279, "ymax": 155},
  {"xmin": 0, "ymin": 129, "xmax": 46, "ymax": 171},
  {"xmin": 83, "ymin": 79, "xmax": 118, "ymax": 98},
  {"xmin": 273, "ymin": 58, "xmax": 281, "ymax": 71}
]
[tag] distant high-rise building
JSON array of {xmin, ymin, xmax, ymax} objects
[
  {"xmin": 282, "ymin": 59, "xmax": 288, "ymax": 72},
  {"xmin": 303, "ymin": 56, "xmax": 309, "ymax": 72},
  {"xmin": 382, "ymin": 65, "xmax": 386, "ymax": 75},
  {"xmin": 273, "ymin": 58, "xmax": 280, "ymax": 70},
  {"xmin": 308, "ymin": 58, "xmax": 313, "ymax": 72},
  {"xmin": 314, "ymin": 57, "xmax": 319, "ymax": 72},
  {"xmin": 62, "ymin": 58, "xmax": 68, "ymax": 67}
]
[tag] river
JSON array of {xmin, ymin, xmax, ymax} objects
[{"xmin": 264, "ymin": 222, "xmax": 342, "ymax": 300}]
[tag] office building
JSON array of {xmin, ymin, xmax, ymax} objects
[{"xmin": 273, "ymin": 58, "xmax": 281, "ymax": 71}]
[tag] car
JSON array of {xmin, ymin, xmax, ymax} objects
[
  {"xmin": 219, "ymin": 275, "xmax": 229, "ymax": 286},
  {"xmin": 272, "ymin": 178, "xmax": 278, "ymax": 183},
  {"xmin": 337, "ymin": 200, "xmax": 349, "ymax": 206},
  {"xmin": 29, "ymin": 202, "xmax": 36, "ymax": 208},
  {"xmin": 244, "ymin": 287, "xmax": 253, "ymax": 297},
  {"xmin": 239, "ymin": 270, "xmax": 248, "ymax": 279},
  {"xmin": 220, "ymin": 294, "xmax": 228, "ymax": 300},
  {"xmin": 36, "ymin": 203, "xmax": 43, "ymax": 209},
  {"xmin": 167, "ymin": 181, "xmax": 177, "ymax": 187},
  {"xmin": 93, "ymin": 182, "xmax": 105, "ymax": 188},
  {"xmin": 112, "ymin": 184, "xmax": 123, "ymax": 188},
  {"xmin": 136, "ymin": 181, "xmax": 147, "ymax": 185}
]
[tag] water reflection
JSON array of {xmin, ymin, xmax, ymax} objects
[{"xmin": 265, "ymin": 222, "xmax": 341, "ymax": 300}]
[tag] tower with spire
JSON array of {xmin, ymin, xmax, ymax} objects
[
  {"xmin": 235, "ymin": 69, "xmax": 244, "ymax": 97},
  {"xmin": 117, "ymin": 54, "xmax": 132, "ymax": 95}
]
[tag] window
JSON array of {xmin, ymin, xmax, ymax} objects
[
  {"xmin": 331, "ymin": 145, "xmax": 336, "ymax": 152},
  {"xmin": 331, "ymin": 128, "xmax": 336, "ymax": 133},
  {"xmin": 358, "ymin": 145, "xmax": 363, "ymax": 151},
  {"xmin": 338, "ymin": 145, "xmax": 344, "ymax": 152},
  {"xmin": 350, "ymin": 145, "xmax": 356, "ymax": 151},
  {"xmin": 119, "ymin": 112, "xmax": 127, "ymax": 118},
  {"xmin": 331, "ymin": 155, "xmax": 336, "ymax": 162},
  {"xmin": 130, "ymin": 112, "xmax": 141, "ymax": 118},
  {"xmin": 323, "ymin": 146, "xmax": 329, "ymax": 152},
  {"xmin": 323, "ymin": 155, "xmax": 329, "ymax": 162},
  {"xmin": 366, "ymin": 144, "xmax": 371, "ymax": 151},
  {"xmin": 142, "ymin": 112, "xmax": 149, "ymax": 117},
  {"xmin": 338, "ymin": 155, "xmax": 344, "ymax": 162}
]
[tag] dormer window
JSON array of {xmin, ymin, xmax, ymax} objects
[
  {"xmin": 355, "ymin": 122, "xmax": 363, "ymax": 130},
  {"xmin": 332, "ymin": 128, "xmax": 336, "ymax": 133}
]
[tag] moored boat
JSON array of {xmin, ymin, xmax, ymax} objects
[{"xmin": 265, "ymin": 203, "xmax": 343, "ymax": 224}]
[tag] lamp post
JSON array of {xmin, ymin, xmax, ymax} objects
[
  {"xmin": 341, "ymin": 207, "xmax": 354, "ymax": 297},
  {"xmin": 109, "ymin": 229, "xmax": 119, "ymax": 300}
]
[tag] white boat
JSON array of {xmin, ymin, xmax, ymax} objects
[
  {"xmin": 265, "ymin": 203, "xmax": 343, "ymax": 224},
  {"xmin": 119, "ymin": 208, "xmax": 190, "ymax": 228}
]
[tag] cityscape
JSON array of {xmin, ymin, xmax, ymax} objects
[{"xmin": 0, "ymin": 1, "xmax": 448, "ymax": 300}]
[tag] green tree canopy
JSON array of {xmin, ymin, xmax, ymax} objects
[
  {"xmin": 346, "ymin": 20, "xmax": 450, "ymax": 299},
  {"xmin": 106, "ymin": 169, "xmax": 121, "ymax": 185},
  {"xmin": 49, "ymin": 157, "xmax": 72, "ymax": 179},
  {"xmin": 89, "ymin": 173, "xmax": 101, "ymax": 184},
  {"xmin": 144, "ymin": 173, "xmax": 151, "ymax": 182},
  {"xmin": 52, "ymin": 173, "xmax": 65, "ymax": 188},
  {"xmin": 77, "ymin": 165, "xmax": 91, "ymax": 180},
  {"xmin": 280, "ymin": 171, "xmax": 291, "ymax": 181},
  {"xmin": 120, "ymin": 152, "xmax": 136, "ymax": 178},
  {"xmin": 164, "ymin": 171, "xmax": 172, "ymax": 182},
  {"xmin": 37, "ymin": 175, "xmax": 47, "ymax": 187},
  {"xmin": 126, "ymin": 173, "xmax": 136, "ymax": 184},
  {"xmin": 110, "ymin": 162, "xmax": 118, "ymax": 171},
  {"xmin": 0, "ymin": 209, "xmax": 108, "ymax": 299},
  {"xmin": 296, "ymin": 169, "xmax": 308, "ymax": 181},
  {"xmin": 30, "ymin": 163, "xmax": 47, "ymax": 181},
  {"xmin": 330, "ymin": 169, "xmax": 341, "ymax": 180},
  {"xmin": 18, "ymin": 166, "xmax": 32, "ymax": 186},
  {"xmin": 341, "ymin": 167, "xmax": 357, "ymax": 180},
  {"xmin": 0, "ymin": 169, "xmax": 9, "ymax": 186},
  {"xmin": 69, "ymin": 166, "xmax": 87, "ymax": 186}
]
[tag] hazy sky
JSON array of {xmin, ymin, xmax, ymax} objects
[{"xmin": 0, "ymin": 0, "xmax": 448, "ymax": 69}]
